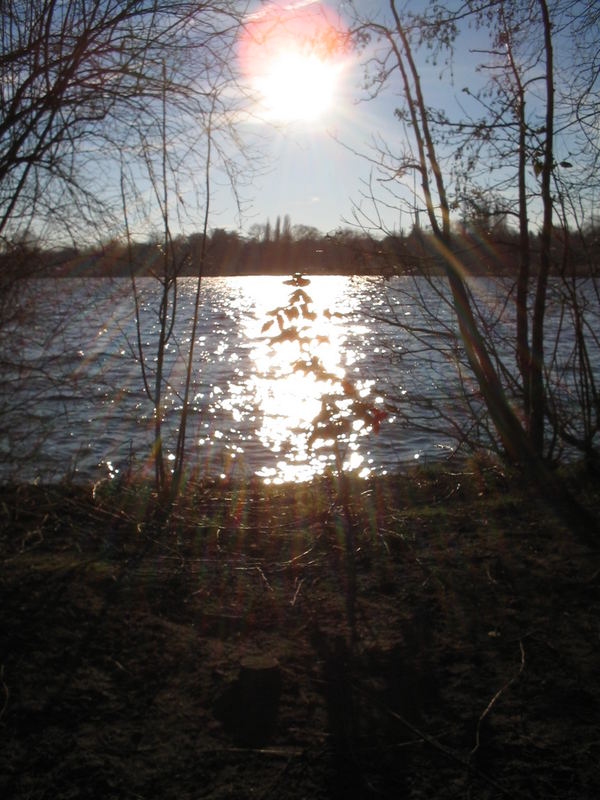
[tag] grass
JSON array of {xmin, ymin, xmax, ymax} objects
[{"xmin": 0, "ymin": 461, "xmax": 599, "ymax": 799}]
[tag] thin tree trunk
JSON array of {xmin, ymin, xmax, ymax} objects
[
  {"xmin": 171, "ymin": 97, "xmax": 215, "ymax": 496},
  {"xmin": 153, "ymin": 61, "xmax": 171, "ymax": 495},
  {"xmin": 530, "ymin": 0, "xmax": 554, "ymax": 456},
  {"xmin": 385, "ymin": 0, "xmax": 598, "ymax": 548},
  {"xmin": 121, "ymin": 167, "xmax": 152, "ymax": 403},
  {"xmin": 502, "ymin": 13, "xmax": 532, "ymax": 425},
  {"xmin": 389, "ymin": 0, "xmax": 534, "ymax": 463}
]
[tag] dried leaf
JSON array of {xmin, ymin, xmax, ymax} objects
[
  {"xmin": 342, "ymin": 379, "xmax": 358, "ymax": 397},
  {"xmin": 270, "ymin": 328, "xmax": 298, "ymax": 345},
  {"xmin": 301, "ymin": 305, "xmax": 317, "ymax": 321},
  {"xmin": 289, "ymin": 289, "xmax": 312, "ymax": 305},
  {"xmin": 283, "ymin": 273, "xmax": 310, "ymax": 287}
]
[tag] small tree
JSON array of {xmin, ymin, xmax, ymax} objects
[
  {"xmin": 261, "ymin": 273, "xmax": 387, "ymax": 645},
  {"xmin": 346, "ymin": 0, "xmax": 598, "ymax": 543},
  {"xmin": 120, "ymin": 55, "xmax": 248, "ymax": 499},
  {"xmin": 1, "ymin": 2, "xmax": 231, "ymax": 241}
]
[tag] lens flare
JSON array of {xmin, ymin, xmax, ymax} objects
[{"xmin": 239, "ymin": 1, "xmax": 349, "ymax": 123}]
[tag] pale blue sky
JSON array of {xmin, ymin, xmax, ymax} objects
[
  {"xmin": 221, "ymin": 0, "xmax": 583, "ymax": 239},
  {"xmin": 114, "ymin": 0, "xmax": 582, "ymax": 244},
  {"xmin": 220, "ymin": 0, "xmax": 391, "ymax": 236},
  {"xmin": 224, "ymin": 0, "xmax": 496, "ymax": 237}
]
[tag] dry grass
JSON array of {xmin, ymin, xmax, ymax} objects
[{"xmin": 0, "ymin": 463, "xmax": 599, "ymax": 799}]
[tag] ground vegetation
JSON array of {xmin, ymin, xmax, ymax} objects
[{"xmin": 0, "ymin": 463, "xmax": 599, "ymax": 799}]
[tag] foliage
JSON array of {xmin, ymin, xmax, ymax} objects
[
  {"xmin": 13, "ymin": 218, "xmax": 600, "ymax": 279},
  {"xmin": 262, "ymin": 273, "xmax": 387, "ymax": 471},
  {"xmin": 261, "ymin": 273, "xmax": 389, "ymax": 643}
]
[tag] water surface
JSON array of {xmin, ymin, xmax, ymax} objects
[{"xmin": 2, "ymin": 274, "xmax": 597, "ymax": 483}]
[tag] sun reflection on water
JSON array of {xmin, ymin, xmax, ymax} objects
[{"xmin": 238, "ymin": 275, "xmax": 376, "ymax": 484}]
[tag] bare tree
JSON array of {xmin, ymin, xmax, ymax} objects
[
  {"xmin": 346, "ymin": 0, "xmax": 599, "ymax": 541},
  {"xmin": 1, "ymin": 1, "xmax": 253, "ymax": 495},
  {"xmin": 351, "ymin": 0, "xmax": 533, "ymax": 462},
  {"xmin": 349, "ymin": 0, "xmax": 598, "ymax": 455},
  {"xmin": 117, "ymin": 26, "xmax": 250, "ymax": 498},
  {"xmin": 0, "ymin": 0, "xmax": 246, "ymax": 244}
]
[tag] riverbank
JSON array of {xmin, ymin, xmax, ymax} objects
[{"xmin": 1, "ymin": 462, "xmax": 599, "ymax": 799}]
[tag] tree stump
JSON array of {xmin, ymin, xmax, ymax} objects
[{"xmin": 236, "ymin": 655, "xmax": 281, "ymax": 746}]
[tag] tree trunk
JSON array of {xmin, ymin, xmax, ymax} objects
[
  {"xmin": 503, "ymin": 21, "xmax": 532, "ymax": 426},
  {"xmin": 530, "ymin": 0, "xmax": 554, "ymax": 456}
]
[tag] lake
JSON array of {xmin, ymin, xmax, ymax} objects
[{"xmin": 1, "ymin": 274, "xmax": 598, "ymax": 483}]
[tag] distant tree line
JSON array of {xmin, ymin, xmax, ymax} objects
[{"xmin": 9, "ymin": 211, "xmax": 600, "ymax": 279}]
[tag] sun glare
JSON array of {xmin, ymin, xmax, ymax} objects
[
  {"xmin": 255, "ymin": 51, "xmax": 339, "ymax": 122},
  {"xmin": 239, "ymin": 2, "xmax": 348, "ymax": 124},
  {"xmin": 236, "ymin": 276, "xmax": 373, "ymax": 484}
]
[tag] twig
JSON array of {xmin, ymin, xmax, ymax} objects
[
  {"xmin": 275, "ymin": 545, "xmax": 317, "ymax": 568},
  {"xmin": 290, "ymin": 578, "xmax": 304, "ymax": 607},
  {"xmin": 431, "ymin": 482, "xmax": 463, "ymax": 504},
  {"xmin": 470, "ymin": 639, "xmax": 526, "ymax": 761},
  {"xmin": 353, "ymin": 680, "xmax": 519, "ymax": 799},
  {"xmin": 195, "ymin": 746, "xmax": 302, "ymax": 757},
  {"xmin": 140, "ymin": 533, "xmax": 186, "ymax": 569},
  {"xmin": 256, "ymin": 565, "xmax": 273, "ymax": 592}
]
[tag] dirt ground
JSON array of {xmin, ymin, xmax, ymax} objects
[{"xmin": 1, "ymin": 463, "xmax": 599, "ymax": 799}]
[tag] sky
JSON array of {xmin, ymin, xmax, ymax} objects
[
  {"xmin": 218, "ymin": 0, "xmax": 588, "ymax": 241},
  {"xmin": 214, "ymin": 0, "xmax": 417, "ymax": 237},
  {"xmin": 96, "ymin": 0, "xmax": 582, "ymax": 246},
  {"xmin": 217, "ymin": 0, "xmax": 487, "ymax": 238},
  {"xmin": 10, "ymin": 0, "xmax": 587, "ymax": 248}
]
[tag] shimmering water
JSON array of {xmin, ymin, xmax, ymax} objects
[{"xmin": 2, "ymin": 275, "xmax": 597, "ymax": 483}]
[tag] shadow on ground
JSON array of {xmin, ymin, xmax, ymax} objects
[{"xmin": 1, "ymin": 464, "xmax": 599, "ymax": 798}]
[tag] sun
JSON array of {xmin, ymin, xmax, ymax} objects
[
  {"xmin": 239, "ymin": 2, "xmax": 348, "ymax": 124},
  {"xmin": 255, "ymin": 50, "xmax": 341, "ymax": 123}
]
